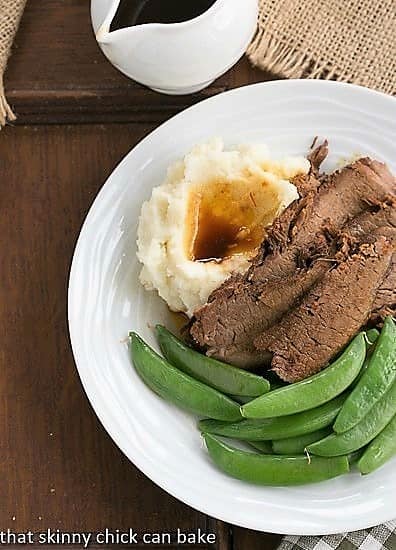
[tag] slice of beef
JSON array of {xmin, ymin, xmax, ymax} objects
[
  {"xmin": 345, "ymin": 197, "xmax": 396, "ymax": 324},
  {"xmin": 191, "ymin": 259, "xmax": 333, "ymax": 367},
  {"xmin": 253, "ymin": 158, "xmax": 395, "ymax": 277},
  {"xmin": 190, "ymin": 159, "xmax": 396, "ymax": 367},
  {"xmin": 344, "ymin": 196, "xmax": 396, "ymax": 239},
  {"xmin": 254, "ymin": 235, "xmax": 394, "ymax": 382},
  {"xmin": 370, "ymin": 265, "xmax": 396, "ymax": 323}
]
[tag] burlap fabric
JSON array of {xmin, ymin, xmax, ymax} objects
[
  {"xmin": 248, "ymin": 0, "xmax": 396, "ymax": 95},
  {"xmin": 0, "ymin": 0, "xmax": 26, "ymax": 126}
]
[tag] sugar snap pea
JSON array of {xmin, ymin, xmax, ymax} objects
[
  {"xmin": 248, "ymin": 440, "xmax": 273, "ymax": 453},
  {"xmin": 350, "ymin": 328, "xmax": 380, "ymax": 389},
  {"xmin": 156, "ymin": 325, "xmax": 270, "ymax": 397},
  {"xmin": 358, "ymin": 414, "xmax": 396, "ymax": 474},
  {"xmin": 272, "ymin": 428, "xmax": 332, "ymax": 455},
  {"xmin": 130, "ymin": 333, "xmax": 241, "ymax": 421},
  {"xmin": 199, "ymin": 393, "xmax": 347, "ymax": 441},
  {"xmin": 334, "ymin": 318, "xmax": 396, "ymax": 433},
  {"xmin": 204, "ymin": 434, "xmax": 350, "ymax": 486},
  {"xmin": 241, "ymin": 333, "xmax": 366, "ymax": 419},
  {"xmin": 308, "ymin": 379, "xmax": 396, "ymax": 456}
]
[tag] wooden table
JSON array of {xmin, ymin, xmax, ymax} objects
[{"xmin": 0, "ymin": 2, "xmax": 282, "ymax": 548}]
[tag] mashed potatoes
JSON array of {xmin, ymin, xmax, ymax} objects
[{"xmin": 137, "ymin": 139, "xmax": 310, "ymax": 316}]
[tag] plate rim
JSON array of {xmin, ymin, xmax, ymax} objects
[{"xmin": 68, "ymin": 79, "xmax": 396, "ymax": 535}]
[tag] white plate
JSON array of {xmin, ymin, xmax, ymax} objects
[{"xmin": 68, "ymin": 80, "xmax": 396, "ymax": 535}]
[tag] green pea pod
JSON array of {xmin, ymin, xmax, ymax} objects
[
  {"xmin": 350, "ymin": 328, "xmax": 380, "ymax": 390},
  {"xmin": 204, "ymin": 434, "xmax": 350, "ymax": 486},
  {"xmin": 272, "ymin": 428, "xmax": 332, "ymax": 455},
  {"xmin": 334, "ymin": 318, "xmax": 396, "ymax": 433},
  {"xmin": 358, "ymin": 414, "xmax": 396, "ymax": 474},
  {"xmin": 130, "ymin": 333, "xmax": 241, "ymax": 421},
  {"xmin": 199, "ymin": 393, "xmax": 347, "ymax": 441},
  {"xmin": 156, "ymin": 325, "xmax": 270, "ymax": 397},
  {"xmin": 307, "ymin": 379, "xmax": 396, "ymax": 456},
  {"xmin": 241, "ymin": 333, "xmax": 366, "ymax": 419},
  {"xmin": 248, "ymin": 441, "xmax": 273, "ymax": 453}
]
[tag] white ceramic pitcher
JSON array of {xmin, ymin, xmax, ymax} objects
[{"xmin": 91, "ymin": 0, "xmax": 258, "ymax": 95}]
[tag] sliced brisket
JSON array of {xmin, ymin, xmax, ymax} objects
[
  {"xmin": 191, "ymin": 260, "xmax": 333, "ymax": 367},
  {"xmin": 190, "ymin": 157, "xmax": 396, "ymax": 368},
  {"xmin": 253, "ymin": 158, "xmax": 395, "ymax": 276},
  {"xmin": 347, "ymin": 198, "xmax": 396, "ymax": 324},
  {"xmin": 370, "ymin": 263, "xmax": 396, "ymax": 323},
  {"xmin": 254, "ymin": 235, "xmax": 394, "ymax": 382}
]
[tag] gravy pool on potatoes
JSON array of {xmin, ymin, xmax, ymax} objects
[{"xmin": 187, "ymin": 177, "xmax": 281, "ymax": 262}]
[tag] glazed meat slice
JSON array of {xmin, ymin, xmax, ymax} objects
[
  {"xmin": 254, "ymin": 235, "xmax": 394, "ymax": 382},
  {"xmin": 190, "ymin": 158, "xmax": 396, "ymax": 367}
]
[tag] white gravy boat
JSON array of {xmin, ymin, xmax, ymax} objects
[{"xmin": 91, "ymin": 0, "xmax": 258, "ymax": 95}]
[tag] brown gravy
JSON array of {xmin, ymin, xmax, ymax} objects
[
  {"xmin": 110, "ymin": 0, "xmax": 216, "ymax": 31},
  {"xmin": 187, "ymin": 180, "xmax": 268, "ymax": 262}
]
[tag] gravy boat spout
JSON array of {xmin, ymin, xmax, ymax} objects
[{"xmin": 92, "ymin": 0, "xmax": 258, "ymax": 95}]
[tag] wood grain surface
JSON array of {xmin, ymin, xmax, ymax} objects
[
  {"xmin": 1, "ymin": 0, "xmax": 282, "ymax": 548},
  {"xmin": 6, "ymin": 0, "xmax": 271, "ymax": 125}
]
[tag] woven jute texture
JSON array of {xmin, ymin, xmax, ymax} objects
[
  {"xmin": 0, "ymin": 0, "xmax": 26, "ymax": 127},
  {"xmin": 248, "ymin": 0, "xmax": 396, "ymax": 95}
]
